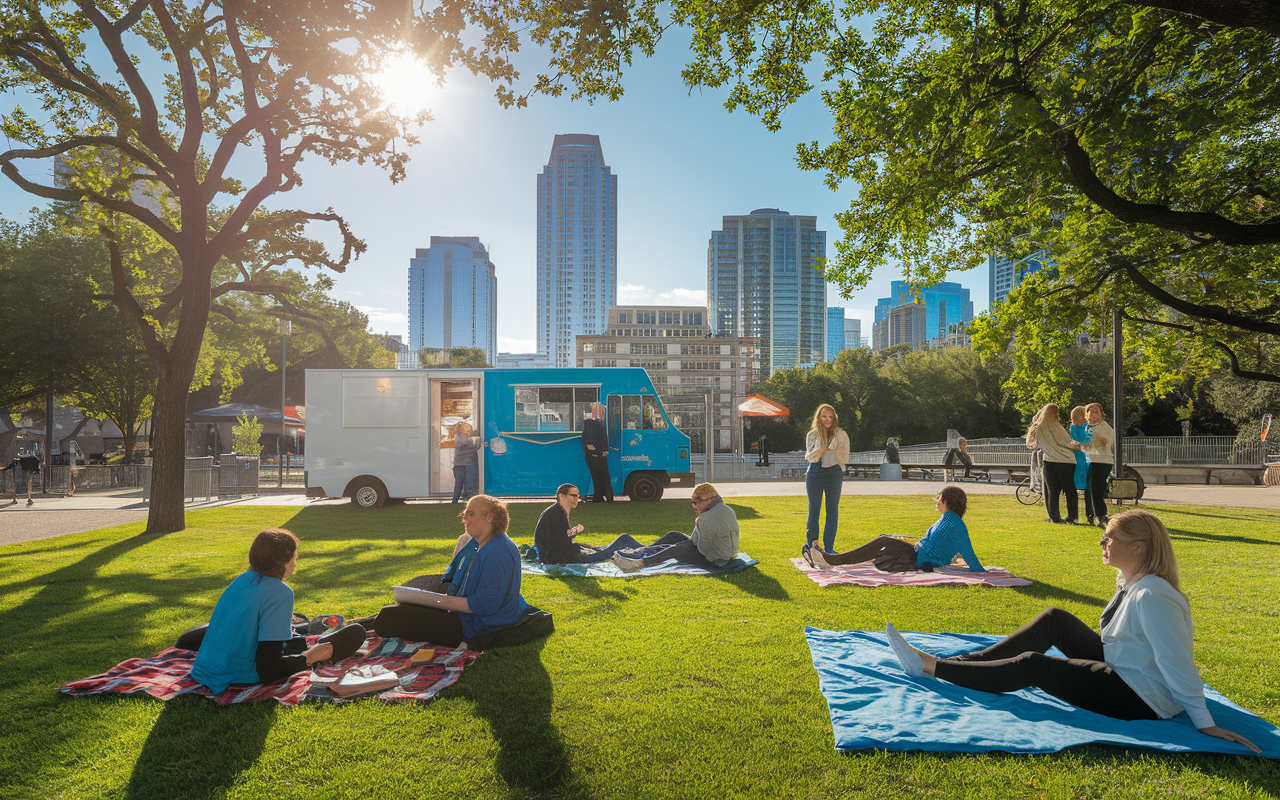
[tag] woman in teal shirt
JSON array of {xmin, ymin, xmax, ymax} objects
[{"xmin": 373, "ymin": 495, "xmax": 528, "ymax": 646}]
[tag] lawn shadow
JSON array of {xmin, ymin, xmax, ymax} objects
[
  {"xmin": 720, "ymin": 568, "xmax": 791, "ymax": 601},
  {"xmin": 124, "ymin": 698, "xmax": 276, "ymax": 799},
  {"xmin": 725, "ymin": 502, "xmax": 761, "ymax": 520},
  {"xmin": 451, "ymin": 637, "xmax": 594, "ymax": 798},
  {"xmin": 1166, "ymin": 527, "xmax": 1278, "ymax": 547},
  {"xmin": 543, "ymin": 576, "xmax": 636, "ymax": 603},
  {"xmin": 1012, "ymin": 580, "xmax": 1107, "ymax": 608}
]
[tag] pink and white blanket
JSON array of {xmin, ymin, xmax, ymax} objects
[{"xmin": 790, "ymin": 558, "xmax": 1033, "ymax": 588}]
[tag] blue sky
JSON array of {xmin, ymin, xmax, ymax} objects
[{"xmin": 0, "ymin": 28, "xmax": 990, "ymax": 354}]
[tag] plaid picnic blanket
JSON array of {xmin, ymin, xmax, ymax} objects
[
  {"xmin": 58, "ymin": 630, "xmax": 479, "ymax": 706},
  {"xmin": 790, "ymin": 558, "xmax": 1033, "ymax": 588}
]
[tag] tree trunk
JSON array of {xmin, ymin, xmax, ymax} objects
[
  {"xmin": 145, "ymin": 368, "xmax": 189, "ymax": 533},
  {"xmin": 119, "ymin": 418, "xmax": 136, "ymax": 465}
]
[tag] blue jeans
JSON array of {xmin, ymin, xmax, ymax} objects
[
  {"xmin": 806, "ymin": 463, "xmax": 843, "ymax": 551},
  {"xmin": 452, "ymin": 464, "xmax": 477, "ymax": 503}
]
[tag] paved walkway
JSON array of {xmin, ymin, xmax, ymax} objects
[{"xmin": 3, "ymin": 481, "xmax": 1275, "ymax": 547}]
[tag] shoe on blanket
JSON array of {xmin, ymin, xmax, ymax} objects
[
  {"xmin": 810, "ymin": 546, "xmax": 831, "ymax": 568},
  {"xmin": 801, "ymin": 543, "xmax": 815, "ymax": 568},
  {"xmin": 886, "ymin": 623, "xmax": 932, "ymax": 680},
  {"xmin": 611, "ymin": 553, "xmax": 644, "ymax": 572}
]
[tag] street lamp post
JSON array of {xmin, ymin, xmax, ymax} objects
[{"xmin": 278, "ymin": 318, "xmax": 290, "ymax": 488}]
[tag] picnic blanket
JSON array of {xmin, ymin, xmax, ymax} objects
[
  {"xmin": 791, "ymin": 558, "xmax": 1032, "ymax": 588},
  {"xmin": 523, "ymin": 552, "xmax": 758, "ymax": 578},
  {"xmin": 806, "ymin": 627, "xmax": 1280, "ymax": 757},
  {"xmin": 59, "ymin": 630, "xmax": 479, "ymax": 706}
]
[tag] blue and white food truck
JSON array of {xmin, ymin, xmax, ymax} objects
[{"xmin": 304, "ymin": 368, "xmax": 694, "ymax": 507}]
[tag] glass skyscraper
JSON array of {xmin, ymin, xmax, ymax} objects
[
  {"xmin": 872, "ymin": 280, "xmax": 974, "ymax": 350},
  {"xmin": 537, "ymin": 134, "xmax": 618, "ymax": 367},
  {"xmin": 707, "ymin": 208, "xmax": 826, "ymax": 376},
  {"xmin": 826, "ymin": 307, "xmax": 845, "ymax": 360},
  {"xmin": 407, "ymin": 236, "xmax": 497, "ymax": 364},
  {"xmin": 989, "ymin": 249, "xmax": 1052, "ymax": 305}
]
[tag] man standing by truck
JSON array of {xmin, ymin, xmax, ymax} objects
[{"xmin": 582, "ymin": 402, "xmax": 613, "ymax": 502}]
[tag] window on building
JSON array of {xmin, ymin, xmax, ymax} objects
[
  {"xmin": 636, "ymin": 311, "xmax": 656, "ymax": 325},
  {"xmin": 618, "ymin": 312, "xmax": 629, "ymax": 324}
]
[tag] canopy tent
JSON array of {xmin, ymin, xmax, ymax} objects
[
  {"xmin": 738, "ymin": 395, "xmax": 790, "ymax": 418},
  {"xmin": 189, "ymin": 403, "xmax": 303, "ymax": 426}
]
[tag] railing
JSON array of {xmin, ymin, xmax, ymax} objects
[{"xmin": 846, "ymin": 436, "xmax": 1265, "ymax": 467}]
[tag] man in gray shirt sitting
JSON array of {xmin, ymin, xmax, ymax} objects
[{"xmin": 611, "ymin": 483, "xmax": 739, "ymax": 572}]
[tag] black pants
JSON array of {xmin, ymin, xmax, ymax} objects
[
  {"xmin": 621, "ymin": 531, "xmax": 717, "ymax": 568},
  {"xmin": 822, "ymin": 535, "xmax": 916, "ymax": 566},
  {"xmin": 578, "ymin": 534, "xmax": 645, "ymax": 562},
  {"xmin": 1085, "ymin": 463, "xmax": 1113, "ymax": 521},
  {"xmin": 934, "ymin": 607, "xmax": 1158, "ymax": 721},
  {"xmin": 174, "ymin": 622, "xmax": 367, "ymax": 683},
  {"xmin": 1042, "ymin": 460, "xmax": 1079, "ymax": 522},
  {"xmin": 372, "ymin": 603, "xmax": 466, "ymax": 647},
  {"xmin": 586, "ymin": 455, "xmax": 614, "ymax": 502}
]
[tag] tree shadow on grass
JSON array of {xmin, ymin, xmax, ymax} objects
[
  {"xmin": 451, "ymin": 638, "xmax": 594, "ymax": 798},
  {"xmin": 721, "ymin": 568, "xmax": 791, "ymax": 601},
  {"xmin": 124, "ymin": 698, "xmax": 276, "ymax": 800},
  {"xmin": 1012, "ymin": 580, "xmax": 1107, "ymax": 608},
  {"xmin": 546, "ymin": 576, "xmax": 636, "ymax": 603},
  {"xmin": 725, "ymin": 502, "xmax": 761, "ymax": 520},
  {"xmin": 1166, "ymin": 527, "xmax": 1278, "ymax": 547}
]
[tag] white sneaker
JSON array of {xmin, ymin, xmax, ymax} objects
[
  {"xmin": 611, "ymin": 553, "xmax": 645, "ymax": 572},
  {"xmin": 885, "ymin": 623, "xmax": 931, "ymax": 679}
]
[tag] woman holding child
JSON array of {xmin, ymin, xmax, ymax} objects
[
  {"xmin": 802, "ymin": 485, "xmax": 985, "ymax": 574},
  {"xmin": 805, "ymin": 404, "xmax": 850, "ymax": 553},
  {"xmin": 1027, "ymin": 403, "xmax": 1084, "ymax": 524},
  {"xmin": 884, "ymin": 509, "xmax": 1261, "ymax": 752},
  {"xmin": 372, "ymin": 494, "xmax": 527, "ymax": 647},
  {"xmin": 188, "ymin": 528, "xmax": 366, "ymax": 694}
]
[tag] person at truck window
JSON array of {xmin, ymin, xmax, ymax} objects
[
  {"xmin": 883, "ymin": 510, "xmax": 1261, "ymax": 755},
  {"xmin": 805, "ymin": 485, "xmax": 985, "ymax": 574},
  {"xmin": 610, "ymin": 483, "xmax": 739, "ymax": 572},
  {"xmin": 371, "ymin": 495, "xmax": 528, "ymax": 646},
  {"xmin": 451, "ymin": 422, "xmax": 479, "ymax": 504},
  {"xmin": 582, "ymin": 403, "xmax": 613, "ymax": 502},
  {"xmin": 805, "ymin": 404, "xmax": 850, "ymax": 553},
  {"xmin": 533, "ymin": 484, "xmax": 643, "ymax": 563},
  {"xmin": 185, "ymin": 529, "xmax": 366, "ymax": 693}
]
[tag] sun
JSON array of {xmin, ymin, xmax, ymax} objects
[{"xmin": 371, "ymin": 52, "xmax": 437, "ymax": 113}]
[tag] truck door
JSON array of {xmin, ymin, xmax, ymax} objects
[{"xmin": 429, "ymin": 376, "xmax": 483, "ymax": 497}]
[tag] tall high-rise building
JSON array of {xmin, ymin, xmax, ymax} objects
[
  {"xmin": 707, "ymin": 208, "xmax": 827, "ymax": 376},
  {"xmin": 872, "ymin": 302, "xmax": 928, "ymax": 351},
  {"xmin": 844, "ymin": 318, "xmax": 861, "ymax": 350},
  {"xmin": 407, "ymin": 236, "xmax": 497, "ymax": 364},
  {"xmin": 537, "ymin": 134, "xmax": 618, "ymax": 367},
  {"xmin": 826, "ymin": 307, "xmax": 845, "ymax": 360},
  {"xmin": 872, "ymin": 280, "xmax": 974, "ymax": 350},
  {"xmin": 990, "ymin": 249, "xmax": 1052, "ymax": 305}
]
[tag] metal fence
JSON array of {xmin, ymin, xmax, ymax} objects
[
  {"xmin": 218, "ymin": 454, "xmax": 261, "ymax": 499},
  {"xmin": 846, "ymin": 435, "xmax": 1265, "ymax": 467}
]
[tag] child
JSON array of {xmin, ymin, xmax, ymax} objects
[
  {"xmin": 804, "ymin": 485, "xmax": 985, "ymax": 573},
  {"xmin": 1069, "ymin": 405, "xmax": 1093, "ymax": 494}
]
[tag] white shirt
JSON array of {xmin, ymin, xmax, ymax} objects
[
  {"xmin": 1102, "ymin": 573, "xmax": 1214, "ymax": 728},
  {"xmin": 805, "ymin": 429, "xmax": 850, "ymax": 468},
  {"xmin": 1086, "ymin": 421, "xmax": 1116, "ymax": 465}
]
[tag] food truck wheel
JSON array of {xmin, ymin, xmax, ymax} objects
[
  {"xmin": 348, "ymin": 477, "xmax": 388, "ymax": 509},
  {"xmin": 626, "ymin": 472, "xmax": 665, "ymax": 502}
]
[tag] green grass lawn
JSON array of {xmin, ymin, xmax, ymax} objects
[{"xmin": 2, "ymin": 495, "xmax": 1278, "ymax": 799}]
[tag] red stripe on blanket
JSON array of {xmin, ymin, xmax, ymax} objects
[{"xmin": 59, "ymin": 631, "xmax": 480, "ymax": 705}]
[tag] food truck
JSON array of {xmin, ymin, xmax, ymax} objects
[{"xmin": 304, "ymin": 367, "xmax": 694, "ymax": 507}]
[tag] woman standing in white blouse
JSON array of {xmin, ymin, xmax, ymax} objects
[
  {"xmin": 1027, "ymin": 403, "xmax": 1085, "ymax": 524},
  {"xmin": 803, "ymin": 404, "xmax": 850, "ymax": 555},
  {"xmin": 885, "ymin": 509, "xmax": 1260, "ymax": 753}
]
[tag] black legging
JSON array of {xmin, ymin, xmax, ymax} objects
[
  {"xmin": 577, "ymin": 534, "xmax": 646, "ymax": 563},
  {"xmin": 1085, "ymin": 463, "xmax": 1113, "ymax": 521},
  {"xmin": 1042, "ymin": 460, "xmax": 1079, "ymax": 522},
  {"xmin": 820, "ymin": 535, "xmax": 916, "ymax": 566},
  {"xmin": 174, "ymin": 622, "xmax": 367, "ymax": 684},
  {"xmin": 933, "ymin": 607, "xmax": 1158, "ymax": 721},
  {"xmin": 586, "ymin": 455, "xmax": 614, "ymax": 502},
  {"xmin": 372, "ymin": 603, "xmax": 466, "ymax": 646}
]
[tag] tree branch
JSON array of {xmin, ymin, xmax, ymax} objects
[
  {"xmin": 1213, "ymin": 341, "xmax": 1280, "ymax": 383},
  {"xmin": 1117, "ymin": 258, "xmax": 1280, "ymax": 334},
  {"xmin": 1133, "ymin": 0, "xmax": 1280, "ymax": 38}
]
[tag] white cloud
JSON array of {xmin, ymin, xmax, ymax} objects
[
  {"xmin": 498, "ymin": 336, "xmax": 536, "ymax": 353},
  {"xmin": 617, "ymin": 283, "xmax": 707, "ymax": 307},
  {"xmin": 357, "ymin": 306, "xmax": 407, "ymax": 335}
]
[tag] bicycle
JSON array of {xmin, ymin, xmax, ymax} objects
[{"xmin": 1015, "ymin": 478, "xmax": 1042, "ymax": 505}]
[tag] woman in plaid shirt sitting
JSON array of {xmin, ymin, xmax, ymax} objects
[{"xmin": 803, "ymin": 486, "xmax": 985, "ymax": 573}]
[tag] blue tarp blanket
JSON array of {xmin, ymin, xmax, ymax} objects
[
  {"xmin": 521, "ymin": 553, "xmax": 758, "ymax": 578},
  {"xmin": 806, "ymin": 627, "xmax": 1280, "ymax": 757}
]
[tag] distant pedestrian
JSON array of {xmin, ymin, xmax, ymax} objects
[
  {"xmin": 1026, "ymin": 403, "xmax": 1084, "ymax": 524},
  {"xmin": 582, "ymin": 402, "xmax": 613, "ymax": 502},
  {"xmin": 884, "ymin": 438, "xmax": 900, "ymax": 465},
  {"xmin": 451, "ymin": 422, "xmax": 479, "ymax": 504},
  {"xmin": 805, "ymin": 404, "xmax": 850, "ymax": 551},
  {"xmin": 1084, "ymin": 403, "xmax": 1116, "ymax": 527}
]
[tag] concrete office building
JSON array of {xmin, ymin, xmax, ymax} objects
[
  {"xmin": 871, "ymin": 302, "xmax": 928, "ymax": 352},
  {"xmin": 407, "ymin": 236, "xmax": 497, "ymax": 364},
  {"xmin": 707, "ymin": 208, "xmax": 827, "ymax": 376},
  {"xmin": 577, "ymin": 305, "xmax": 760, "ymax": 455},
  {"xmin": 990, "ymin": 249, "xmax": 1052, "ymax": 305},
  {"xmin": 537, "ymin": 134, "xmax": 618, "ymax": 367}
]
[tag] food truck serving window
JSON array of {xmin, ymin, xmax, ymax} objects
[
  {"xmin": 514, "ymin": 386, "xmax": 600, "ymax": 432},
  {"xmin": 343, "ymin": 376, "xmax": 421, "ymax": 428}
]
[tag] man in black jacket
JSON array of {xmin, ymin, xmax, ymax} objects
[{"xmin": 582, "ymin": 402, "xmax": 613, "ymax": 502}]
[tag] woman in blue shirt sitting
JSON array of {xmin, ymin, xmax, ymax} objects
[
  {"xmin": 804, "ymin": 486, "xmax": 985, "ymax": 573},
  {"xmin": 372, "ymin": 494, "xmax": 528, "ymax": 646},
  {"xmin": 189, "ymin": 529, "xmax": 366, "ymax": 694}
]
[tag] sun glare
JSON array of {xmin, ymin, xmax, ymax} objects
[{"xmin": 372, "ymin": 52, "xmax": 437, "ymax": 113}]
